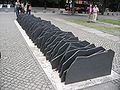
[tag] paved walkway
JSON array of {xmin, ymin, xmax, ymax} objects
[{"xmin": 0, "ymin": 13, "xmax": 55, "ymax": 90}]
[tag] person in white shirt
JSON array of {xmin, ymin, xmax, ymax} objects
[
  {"xmin": 15, "ymin": 0, "xmax": 20, "ymax": 17},
  {"xmin": 93, "ymin": 5, "xmax": 99, "ymax": 22},
  {"xmin": 20, "ymin": 2, "xmax": 25, "ymax": 13}
]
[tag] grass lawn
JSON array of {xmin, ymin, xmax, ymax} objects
[
  {"xmin": 98, "ymin": 19, "xmax": 120, "ymax": 25},
  {"xmin": 65, "ymin": 18, "xmax": 120, "ymax": 36}
]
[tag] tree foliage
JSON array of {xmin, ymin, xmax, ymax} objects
[
  {"xmin": 91, "ymin": 0, "xmax": 120, "ymax": 11},
  {"xmin": 0, "ymin": 0, "xmax": 119, "ymax": 11}
]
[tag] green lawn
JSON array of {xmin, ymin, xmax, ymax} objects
[
  {"xmin": 65, "ymin": 18, "xmax": 120, "ymax": 36},
  {"xmin": 98, "ymin": 19, "xmax": 120, "ymax": 25}
]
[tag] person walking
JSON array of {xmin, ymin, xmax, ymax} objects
[
  {"xmin": 24, "ymin": 2, "xmax": 28, "ymax": 13},
  {"xmin": 20, "ymin": 2, "xmax": 25, "ymax": 13},
  {"xmin": 26, "ymin": 3, "xmax": 32, "ymax": 15},
  {"xmin": 92, "ymin": 5, "xmax": 99, "ymax": 22},
  {"xmin": 69, "ymin": 1, "xmax": 72, "ymax": 15},
  {"xmin": 28, "ymin": 4, "xmax": 32, "ymax": 15},
  {"xmin": 15, "ymin": 0, "xmax": 20, "ymax": 17},
  {"xmin": 87, "ymin": 4, "xmax": 93, "ymax": 22}
]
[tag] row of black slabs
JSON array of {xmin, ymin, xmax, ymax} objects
[{"xmin": 17, "ymin": 14, "xmax": 115, "ymax": 84}]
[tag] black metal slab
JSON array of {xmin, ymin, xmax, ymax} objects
[
  {"xmin": 37, "ymin": 31, "xmax": 64, "ymax": 49},
  {"xmin": 51, "ymin": 44, "xmax": 96, "ymax": 70},
  {"xmin": 64, "ymin": 49, "xmax": 115, "ymax": 84},
  {"xmin": 52, "ymin": 41, "xmax": 90, "ymax": 60},
  {"xmin": 59, "ymin": 47, "xmax": 105, "ymax": 78},
  {"xmin": 50, "ymin": 37, "xmax": 79, "ymax": 59},
  {"xmin": 58, "ymin": 44, "xmax": 96, "ymax": 70}
]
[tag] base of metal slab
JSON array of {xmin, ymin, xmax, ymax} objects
[{"xmin": 15, "ymin": 20, "xmax": 120, "ymax": 90}]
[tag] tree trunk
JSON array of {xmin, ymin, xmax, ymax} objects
[{"xmin": 101, "ymin": 0, "xmax": 107, "ymax": 15}]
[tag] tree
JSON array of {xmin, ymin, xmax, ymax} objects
[
  {"xmin": 92, "ymin": 0, "xmax": 120, "ymax": 13},
  {"xmin": 3, "ymin": 0, "xmax": 119, "ymax": 12}
]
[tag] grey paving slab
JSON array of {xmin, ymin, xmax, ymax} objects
[
  {"xmin": 81, "ymin": 82, "xmax": 119, "ymax": 90},
  {"xmin": 0, "ymin": 13, "xmax": 55, "ymax": 90}
]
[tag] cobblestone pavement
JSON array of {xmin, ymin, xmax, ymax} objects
[
  {"xmin": 34, "ymin": 13, "xmax": 120, "ymax": 90},
  {"xmin": 0, "ymin": 13, "xmax": 55, "ymax": 90}
]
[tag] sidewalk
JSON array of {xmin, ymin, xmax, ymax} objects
[{"xmin": 0, "ymin": 13, "xmax": 55, "ymax": 90}]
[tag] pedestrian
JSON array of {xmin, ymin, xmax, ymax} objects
[
  {"xmin": 26, "ymin": 3, "xmax": 32, "ymax": 15},
  {"xmin": 24, "ymin": 2, "xmax": 28, "ymax": 13},
  {"xmin": 87, "ymin": 4, "xmax": 93, "ymax": 23},
  {"xmin": 69, "ymin": 1, "xmax": 72, "ymax": 14},
  {"xmin": 20, "ymin": 2, "xmax": 25, "ymax": 13},
  {"xmin": 15, "ymin": 0, "xmax": 20, "ymax": 17},
  {"xmin": 28, "ymin": 4, "xmax": 32, "ymax": 15},
  {"xmin": 92, "ymin": 5, "xmax": 99, "ymax": 22}
]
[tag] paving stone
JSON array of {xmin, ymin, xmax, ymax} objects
[{"xmin": 0, "ymin": 13, "xmax": 55, "ymax": 90}]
